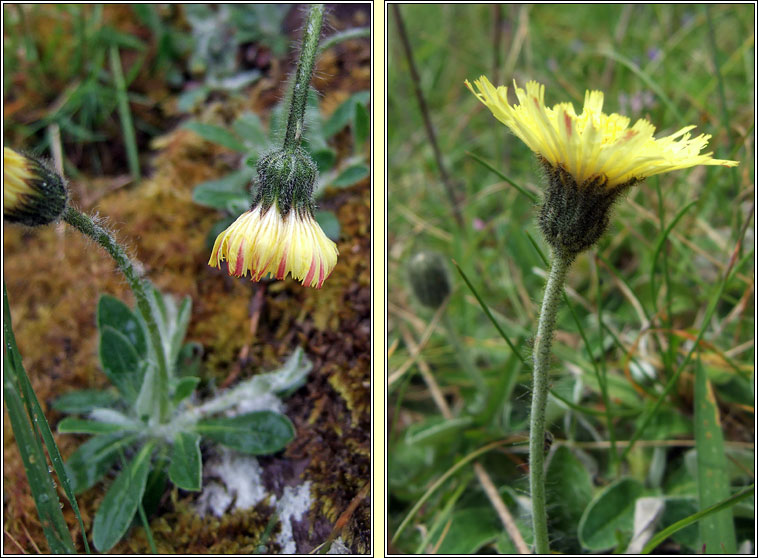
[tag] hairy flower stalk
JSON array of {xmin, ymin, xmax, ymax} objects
[
  {"xmin": 62, "ymin": 208, "xmax": 170, "ymax": 422},
  {"xmin": 209, "ymin": 4, "xmax": 338, "ymax": 288},
  {"xmin": 467, "ymin": 77, "xmax": 738, "ymax": 553},
  {"xmin": 3, "ymin": 148, "xmax": 171, "ymax": 421}
]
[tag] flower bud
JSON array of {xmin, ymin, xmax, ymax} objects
[
  {"xmin": 408, "ymin": 251, "xmax": 451, "ymax": 308},
  {"xmin": 3, "ymin": 147, "xmax": 68, "ymax": 227}
]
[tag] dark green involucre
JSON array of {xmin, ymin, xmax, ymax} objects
[
  {"xmin": 253, "ymin": 147, "xmax": 318, "ymax": 216},
  {"xmin": 408, "ymin": 251, "xmax": 452, "ymax": 309},
  {"xmin": 537, "ymin": 157, "xmax": 638, "ymax": 257}
]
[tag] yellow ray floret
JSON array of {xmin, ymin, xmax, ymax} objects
[
  {"xmin": 465, "ymin": 77, "xmax": 738, "ymax": 188},
  {"xmin": 209, "ymin": 203, "xmax": 339, "ymax": 289},
  {"xmin": 4, "ymin": 147, "xmax": 34, "ymax": 208}
]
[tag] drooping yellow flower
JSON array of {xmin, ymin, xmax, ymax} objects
[
  {"xmin": 209, "ymin": 202, "xmax": 338, "ymax": 289},
  {"xmin": 4, "ymin": 147, "xmax": 68, "ymax": 226},
  {"xmin": 465, "ymin": 77, "xmax": 738, "ymax": 188}
]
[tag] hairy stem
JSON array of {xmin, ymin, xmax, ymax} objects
[
  {"xmin": 63, "ymin": 207, "xmax": 169, "ymax": 421},
  {"xmin": 530, "ymin": 248, "xmax": 573, "ymax": 553},
  {"xmin": 283, "ymin": 4, "xmax": 324, "ymax": 151}
]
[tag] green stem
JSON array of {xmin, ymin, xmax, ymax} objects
[
  {"xmin": 443, "ymin": 313, "xmax": 487, "ymax": 407},
  {"xmin": 63, "ymin": 207, "xmax": 169, "ymax": 421},
  {"xmin": 283, "ymin": 4, "xmax": 324, "ymax": 151},
  {"xmin": 529, "ymin": 248, "xmax": 573, "ymax": 553}
]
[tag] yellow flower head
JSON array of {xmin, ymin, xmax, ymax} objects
[
  {"xmin": 208, "ymin": 147, "xmax": 339, "ymax": 288},
  {"xmin": 4, "ymin": 147, "xmax": 68, "ymax": 226},
  {"xmin": 465, "ymin": 77, "xmax": 738, "ymax": 188},
  {"xmin": 209, "ymin": 203, "xmax": 338, "ymax": 289}
]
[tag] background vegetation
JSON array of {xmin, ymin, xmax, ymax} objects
[{"xmin": 388, "ymin": 4, "xmax": 753, "ymax": 554}]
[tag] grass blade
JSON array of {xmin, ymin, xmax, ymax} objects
[
  {"xmin": 4, "ymin": 284, "xmax": 78, "ymax": 553},
  {"xmin": 391, "ymin": 439, "xmax": 508, "ymax": 543},
  {"xmin": 694, "ymin": 353, "xmax": 737, "ymax": 553},
  {"xmin": 641, "ymin": 485, "xmax": 753, "ymax": 554},
  {"xmin": 110, "ymin": 45, "xmax": 141, "ymax": 181},
  {"xmin": 621, "ymin": 232, "xmax": 746, "ymax": 462},
  {"xmin": 452, "ymin": 259, "xmax": 525, "ymax": 363},
  {"xmin": 649, "ymin": 198, "xmax": 698, "ymax": 310},
  {"xmin": 466, "ymin": 151, "xmax": 538, "ymax": 203}
]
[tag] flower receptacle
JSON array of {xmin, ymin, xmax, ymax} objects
[
  {"xmin": 538, "ymin": 159, "xmax": 637, "ymax": 256},
  {"xmin": 254, "ymin": 147, "xmax": 318, "ymax": 216}
]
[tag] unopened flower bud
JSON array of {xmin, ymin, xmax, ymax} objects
[
  {"xmin": 3, "ymin": 147, "xmax": 68, "ymax": 227},
  {"xmin": 408, "ymin": 251, "xmax": 451, "ymax": 308}
]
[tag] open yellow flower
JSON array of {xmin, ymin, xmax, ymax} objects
[
  {"xmin": 465, "ymin": 77, "xmax": 738, "ymax": 188},
  {"xmin": 209, "ymin": 202, "xmax": 338, "ymax": 289}
]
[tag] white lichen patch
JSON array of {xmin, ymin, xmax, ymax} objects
[
  {"xmin": 195, "ymin": 449, "xmax": 267, "ymax": 517},
  {"xmin": 194, "ymin": 448, "xmax": 314, "ymax": 554},
  {"xmin": 232, "ymin": 391, "xmax": 284, "ymax": 415},
  {"xmin": 326, "ymin": 536, "xmax": 351, "ymax": 554},
  {"xmin": 274, "ymin": 481, "xmax": 312, "ymax": 554}
]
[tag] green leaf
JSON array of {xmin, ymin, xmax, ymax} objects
[
  {"xmin": 435, "ymin": 507, "xmax": 500, "ymax": 554},
  {"xmin": 323, "ymin": 91, "xmax": 370, "ymax": 138},
  {"xmin": 315, "ymin": 210, "xmax": 340, "ymax": 241},
  {"xmin": 141, "ymin": 466, "xmax": 168, "ymax": 519},
  {"xmin": 232, "ymin": 111, "xmax": 268, "ymax": 148},
  {"xmin": 97, "ymin": 294, "xmax": 147, "ymax": 358},
  {"xmin": 331, "ymin": 164, "xmax": 369, "ymax": 188},
  {"xmin": 658, "ymin": 497, "xmax": 700, "ymax": 549},
  {"xmin": 310, "ymin": 148, "xmax": 337, "ymax": 172},
  {"xmin": 546, "ymin": 446, "xmax": 594, "ymax": 535},
  {"xmin": 58, "ymin": 417, "xmax": 134, "ymax": 435},
  {"xmin": 65, "ymin": 433, "xmax": 136, "ymax": 494},
  {"xmin": 134, "ymin": 362, "xmax": 159, "ymax": 421},
  {"xmin": 353, "ymin": 100, "xmax": 370, "ymax": 147},
  {"xmin": 192, "ymin": 170, "xmax": 251, "ymax": 211},
  {"xmin": 176, "ymin": 342, "xmax": 204, "ymax": 378},
  {"xmin": 172, "ymin": 376, "xmax": 200, "ymax": 407},
  {"xmin": 177, "ymin": 86, "xmax": 210, "ymax": 112},
  {"xmin": 168, "ymin": 296, "xmax": 192, "ymax": 368},
  {"xmin": 169, "ymin": 432, "xmax": 202, "ymax": 491},
  {"xmin": 694, "ymin": 355, "xmax": 737, "ymax": 553},
  {"xmin": 578, "ymin": 477, "xmax": 645, "ymax": 551},
  {"xmin": 184, "ymin": 121, "xmax": 247, "ymax": 152},
  {"xmin": 93, "ymin": 442, "xmax": 155, "ymax": 552},
  {"xmin": 99, "ymin": 325, "xmax": 144, "ymax": 404},
  {"xmin": 197, "ymin": 411, "xmax": 295, "ymax": 455},
  {"xmin": 404, "ymin": 416, "xmax": 474, "ymax": 447},
  {"xmin": 52, "ymin": 388, "xmax": 121, "ymax": 414}
]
